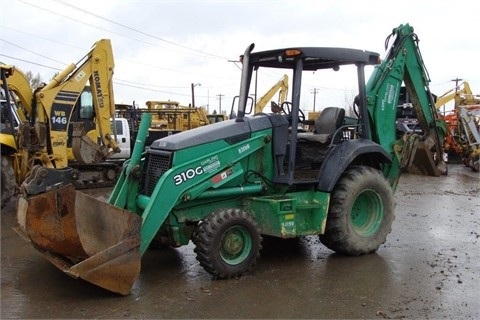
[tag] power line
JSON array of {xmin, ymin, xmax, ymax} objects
[
  {"xmin": 2, "ymin": 33, "xmax": 237, "ymax": 82},
  {"xmin": 0, "ymin": 53, "xmax": 212, "ymax": 98},
  {"xmin": 1, "ymin": 25, "xmax": 84, "ymax": 51},
  {"xmin": 15, "ymin": 0, "xmax": 201, "ymax": 59},
  {"xmin": 116, "ymin": 78, "xmax": 188, "ymax": 89},
  {"xmin": 19, "ymin": 0, "xmax": 230, "ymax": 61},
  {"xmin": 4, "ymin": 2, "xmax": 244, "ymax": 93},
  {"xmin": 1, "ymin": 33, "xmax": 231, "ymax": 80},
  {"xmin": 55, "ymin": 0, "xmax": 228, "ymax": 60},
  {"xmin": 0, "ymin": 39, "xmax": 65, "ymax": 65},
  {"xmin": 114, "ymin": 81, "xmax": 191, "ymax": 97},
  {"xmin": 0, "ymin": 53, "xmax": 62, "ymax": 70},
  {"xmin": 6, "ymin": 2, "xmax": 239, "ymax": 81},
  {"xmin": 1, "ymin": 51, "xmax": 238, "ymax": 94}
]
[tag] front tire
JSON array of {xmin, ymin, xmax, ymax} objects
[
  {"xmin": 1, "ymin": 155, "xmax": 16, "ymax": 208},
  {"xmin": 194, "ymin": 208, "xmax": 262, "ymax": 279},
  {"xmin": 320, "ymin": 166, "xmax": 394, "ymax": 255}
]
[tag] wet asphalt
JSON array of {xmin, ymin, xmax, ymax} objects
[{"xmin": 1, "ymin": 164, "xmax": 479, "ymax": 319}]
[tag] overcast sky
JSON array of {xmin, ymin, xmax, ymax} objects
[{"xmin": 1, "ymin": 0, "xmax": 479, "ymax": 113}]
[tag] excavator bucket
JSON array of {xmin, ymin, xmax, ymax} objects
[
  {"xmin": 399, "ymin": 132, "xmax": 446, "ymax": 177},
  {"xmin": 16, "ymin": 184, "xmax": 142, "ymax": 295},
  {"xmin": 405, "ymin": 140, "xmax": 441, "ymax": 176}
]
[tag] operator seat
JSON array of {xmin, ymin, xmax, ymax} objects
[{"xmin": 297, "ymin": 107, "xmax": 346, "ymax": 144}]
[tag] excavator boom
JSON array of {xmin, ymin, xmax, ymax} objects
[
  {"xmin": 35, "ymin": 39, "xmax": 119, "ymax": 168},
  {"xmin": 254, "ymin": 74, "xmax": 289, "ymax": 114}
]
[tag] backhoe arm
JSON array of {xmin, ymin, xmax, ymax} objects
[
  {"xmin": 35, "ymin": 39, "xmax": 119, "ymax": 167},
  {"xmin": 365, "ymin": 24, "xmax": 446, "ymax": 186}
]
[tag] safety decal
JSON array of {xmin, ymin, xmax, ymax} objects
[{"xmin": 211, "ymin": 168, "xmax": 233, "ymax": 184}]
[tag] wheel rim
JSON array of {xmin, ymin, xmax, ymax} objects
[
  {"xmin": 219, "ymin": 226, "xmax": 252, "ymax": 265},
  {"xmin": 350, "ymin": 189, "xmax": 384, "ymax": 237}
]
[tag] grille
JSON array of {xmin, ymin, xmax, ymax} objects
[{"xmin": 141, "ymin": 150, "xmax": 173, "ymax": 196}]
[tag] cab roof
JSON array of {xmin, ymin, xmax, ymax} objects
[{"xmin": 247, "ymin": 47, "xmax": 380, "ymax": 71}]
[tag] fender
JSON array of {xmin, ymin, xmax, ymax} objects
[{"xmin": 317, "ymin": 139, "xmax": 392, "ymax": 192}]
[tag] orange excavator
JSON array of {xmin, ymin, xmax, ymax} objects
[{"xmin": 435, "ymin": 81, "xmax": 480, "ymax": 171}]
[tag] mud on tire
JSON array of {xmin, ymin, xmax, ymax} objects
[
  {"xmin": 1, "ymin": 155, "xmax": 16, "ymax": 208},
  {"xmin": 319, "ymin": 166, "xmax": 395, "ymax": 256},
  {"xmin": 193, "ymin": 208, "xmax": 262, "ymax": 279}
]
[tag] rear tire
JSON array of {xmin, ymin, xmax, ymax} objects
[
  {"xmin": 194, "ymin": 208, "xmax": 262, "ymax": 279},
  {"xmin": 320, "ymin": 166, "xmax": 394, "ymax": 255},
  {"xmin": 1, "ymin": 155, "xmax": 16, "ymax": 208}
]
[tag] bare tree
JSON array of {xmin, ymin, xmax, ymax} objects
[
  {"xmin": 25, "ymin": 71, "xmax": 43, "ymax": 90},
  {"xmin": 343, "ymin": 89, "xmax": 357, "ymax": 117}
]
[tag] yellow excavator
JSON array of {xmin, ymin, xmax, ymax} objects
[
  {"xmin": 435, "ymin": 81, "xmax": 479, "ymax": 108},
  {"xmin": 227, "ymin": 74, "xmax": 288, "ymax": 119},
  {"xmin": 253, "ymin": 74, "xmax": 289, "ymax": 114},
  {"xmin": 0, "ymin": 39, "xmax": 121, "ymax": 207}
]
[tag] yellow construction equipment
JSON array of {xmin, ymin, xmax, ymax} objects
[
  {"xmin": 254, "ymin": 74, "xmax": 289, "ymax": 114},
  {"xmin": 0, "ymin": 39, "xmax": 123, "ymax": 207}
]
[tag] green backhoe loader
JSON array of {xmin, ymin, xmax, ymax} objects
[{"xmin": 16, "ymin": 24, "xmax": 446, "ymax": 295}]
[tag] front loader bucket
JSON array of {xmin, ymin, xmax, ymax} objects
[{"xmin": 16, "ymin": 184, "xmax": 142, "ymax": 295}]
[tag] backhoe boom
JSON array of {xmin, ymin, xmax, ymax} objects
[{"xmin": 365, "ymin": 24, "xmax": 446, "ymax": 185}]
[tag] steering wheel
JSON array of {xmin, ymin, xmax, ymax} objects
[
  {"xmin": 353, "ymin": 95, "xmax": 361, "ymax": 118},
  {"xmin": 281, "ymin": 101, "xmax": 305, "ymax": 123}
]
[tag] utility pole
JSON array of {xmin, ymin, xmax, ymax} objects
[
  {"xmin": 191, "ymin": 83, "xmax": 201, "ymax": 108},
  {"xmin": 216, "ymin": 94, "xmax": 224, "ymax": 114},
  {"xmin": 311, "ymin": 88, "xmax": 319, "ymax": 111},
  {"xmin": 451, "ymin": 78, "xmax": 463, "ymax": 92},
  {"xmin": 207, "ymin": 89, "xmax": 210, "ymax": 113}
]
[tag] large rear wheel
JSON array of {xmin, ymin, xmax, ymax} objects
[
  {"xmin": 320, "ymin": 166, "xmax": 394, "ymax": 255},
  {"xmin": 194, "ymin": 208, "xmax": 262, "ymax": 279},
  {"xmin": 1, "ymin": 155, "xmax": 16, "ymax": 208}
]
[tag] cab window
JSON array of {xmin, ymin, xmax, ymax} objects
[{"xmin": 79, "ymin": 90, "xmax": 94, "ymax": 119}]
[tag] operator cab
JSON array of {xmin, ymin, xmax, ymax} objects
[
  {"xmin": 237, "ymin": 45, "xmax": 381, "ymax": 186},
  {"xmin": 0, "ymin": 86, "xmax": 21, "ymax": 135}
]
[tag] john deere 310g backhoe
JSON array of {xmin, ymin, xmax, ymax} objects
[{"xmin": 16, "ymin": 24, "xmax": 446, "ymax": 295}]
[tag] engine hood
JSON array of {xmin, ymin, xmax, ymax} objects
[{"xmin": 148, "ymin": 114, "xmax": 276, "ymax": 151}]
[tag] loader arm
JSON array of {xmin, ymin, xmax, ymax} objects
[
  {"xmin": 35, "ymin": 39, "xmax": 119, "ymax": 168},
  {"xmin": 365, "ymin": 24, "xmax": 447, "ymax": 187},
  {"xmin": 110, "ymin": 127, "xmax": 270, "ymax": 254}
]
